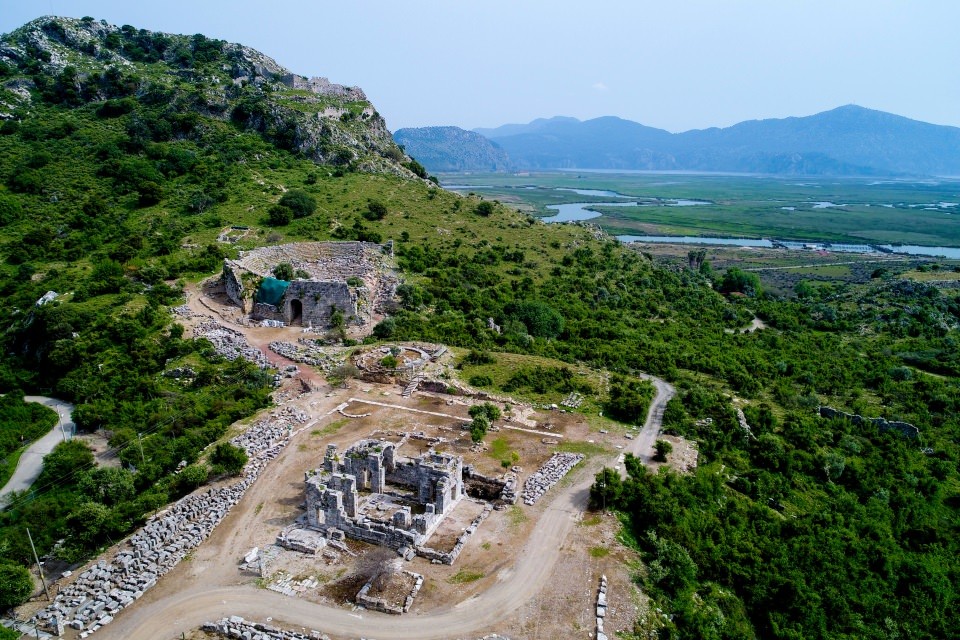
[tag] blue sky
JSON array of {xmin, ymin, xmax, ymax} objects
[{"xmin": 2, "ymin": 1, "xmax": 958, "ymax": 133}]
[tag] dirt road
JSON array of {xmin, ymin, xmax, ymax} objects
[
  {"xmin": 0, "ymin": 396, "xmax": 74, "ymax": 505},
  {"xmin": 631, "ymin": 375, "xmax": 676, "ymax": 464},
  {"xmin": 96, "ymin": 375, "xmax": 675, "ymax": 640}
]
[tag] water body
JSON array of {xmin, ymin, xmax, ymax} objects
[
  {"xmin": 542, "ymin": 201, "xmax": 638, "ymax": 223},
  {"xmin": 542, "ymin": 199, "xmax": 712, "ymax": 223},
  {"xmin": 556, "ymin": 188, "xmax": 629, "ymax": 198},
  {"xmin": 617, "ymin": 236, "xmax": 960, "ymax": 258},
  {"xmin": 672, "ymin": 199, "xmax": 713, "ymax": 206},
  {"xmin": 618, "ymin": 235, "xmax": 774, "ymax": 247},
  {"xmin": 877, "ymin": 244, "xmax": 960, "ymax": 259}
]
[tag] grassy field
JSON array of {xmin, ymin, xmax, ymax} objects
[{"xmin": 441, "ymin": 172, "xmax": 960, "ymax": 247}]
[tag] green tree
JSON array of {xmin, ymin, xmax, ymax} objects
[
  {"xmin": 267, "ymin": 204, "xmax": 293, "ymax": 226},
  {"xmin": 364, "ymin": 200, "xmax": 388, "ymax": 221},
  {"xmin": 372, "ymin": 318, "xmax": 396, "ymax": 339},
  {"xmin": 469, "ymin": 403, "xmax": 501, "ymax": 422},
  {"xmin": 469, "ymin": 416, "xmax": 489, "ymax": 443},
  {"xmin": 794, "ymin": 280, "xmax": 815, "ymax": 299},
  {"xmin": 37, "ymin": 440, "xmax": 95, "ymax": 487},
  {"xmin": 0, "ymin": 194, "xmax": 22, "ymax": 226},
  {"xmin": 64, "ymin": 502, "xmax": 111, "ymax": 547},
  {"xmin": 605, "ymin": 376, "xmax": 654, "ymax": 424},
  {"xmin": 278, "ymin": 190, "xmax": 317, "ymax": 218},
  {"xmin": 719, "ymin": 267, "xmax": 762, "ymax": 297},
  {"xmin": 78, "ymin": 467, "xmax": 135, "ymax": 506},
  {"xmin": 0, "ymin": 624, "xmax": 20, "ymax": 640},
  {"xmin": 654, "ymin": 439, "xmax": 673, "ymax": 462},
  {"xmin": 509, "ymin": 301, "xmax": 564, "ymax": 339},
  {"xmin": 210, "ymin": 442, "xmax": 248, "ymax": 476},
  {"xmin": 177, "ymin": 464, "xmax": 208, "ymax": 491},
  {"xmin": 272, "ymin": 262, "xmax": 294, "ymax": 281},
  {"xmin": 475, "ymin": 201, "xmax": 494, "ymax": 217},
  {"xmin": 0, "ymin": 562, "xmax": 33, "ymax": 609}
]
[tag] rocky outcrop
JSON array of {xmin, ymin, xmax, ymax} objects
[
  {"xmin": 0, "ymin": 16, "xmax": 417, "ymax": 177},
  {"xmin": 818, "ymin": 406, "xmax": 919, "ymax": 439}
]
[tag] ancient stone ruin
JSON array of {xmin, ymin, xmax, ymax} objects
[
  {"xmin": 521, "ymin": 452, "xmax": 584, "ymax": 505},
  {"xmin": 302, "ymin": 439, "xmax": 463, "ymax": 551},
  {"xmin": 222, "ymin": 241, "xmax": 397, "ymax": 330},
  {"xmin": 355, "ymin": 568, "xmax": 424, "ymax": 615}
]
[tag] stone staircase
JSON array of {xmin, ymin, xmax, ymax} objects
[{"xmin": 401, "ymin": 375, "xmax": 422, "ymax": 398}]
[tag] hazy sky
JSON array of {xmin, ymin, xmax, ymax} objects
[{"xmin": 2, "ymin": 1, "xmax": 958, "ymax": 133}]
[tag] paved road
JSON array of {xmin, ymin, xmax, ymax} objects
[
  {"xmin": 96, "ymin": 375, "xmax": 675, "ymax": 640},
  {"xmin": 0, "ymin": 396, "xmax": 74, "ymax": 505}
]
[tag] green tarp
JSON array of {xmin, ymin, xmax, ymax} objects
[{"xmin": 255, "ymin": 277, "xmax": 290, "ymax": 306}]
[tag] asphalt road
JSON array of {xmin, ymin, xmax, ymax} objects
[
  {"xmin": 95, "ymin": 375, "xmax": 675, "ymax": 640},
  {"xmin": 0, "ymin": 396, "xmax": 74, "ymax": 505}
]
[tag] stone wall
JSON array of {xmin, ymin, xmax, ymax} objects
[
  {"xmin": 32, "ymin": 407, "xmax": 308, "ymax": 636},
  {"xmin": 203, "ymin": 616, "xmax": 328, "ymax": 640},
  {"xmin": 222, "ymin": 260, "xmax": 248, "ymax": 311},
  {"xmin": 818, "ymin": 406, "xmax": 919, "ymax": 439},
  {"xmin": 280, "ymin": 280, "xmax": 359, "ymax": 327},
  {"xmin": 521, "ymin": 453, "xmax": 584, "ymax": 505},
  {"xmin": 462, "ymin": 466, "xmax": 508, "ymax": 501},
  {"xmin": 415, "ymin": 504, "xmax": 491, "ymax": 565},
  {"xmin": 355, "ymin": 570, "xmax": 423, "ymax": 615}
]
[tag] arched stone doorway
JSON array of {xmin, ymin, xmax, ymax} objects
[{"xmin": 289, "ymin": 299, "xmax": 303, "ymax": 325}]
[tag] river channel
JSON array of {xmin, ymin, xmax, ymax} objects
[{"xmin": 442, "ymin": 184, "xmax": 960, "ymax": 258}]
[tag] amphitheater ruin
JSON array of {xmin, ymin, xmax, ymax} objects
[{"xmin": 222, "ymin": 241, "xmax": 397, "ymax": 330}]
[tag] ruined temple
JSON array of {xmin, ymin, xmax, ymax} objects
[
  {"xmin": 222, "ymin": 241, "xmax": 397, "ymax": 329},
  {"xmin": 303, "ymin": 440, "xmax": 463, "ymax": 550}
]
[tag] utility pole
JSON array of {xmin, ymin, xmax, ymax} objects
[
  {"xmin": 26, "ymin": 528, "xmax": 50, "ymax": 601},
  {"xmin": 137, "ymin": 432, "xmax": 145, "ymax": 465}
]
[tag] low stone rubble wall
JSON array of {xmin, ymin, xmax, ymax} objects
[
  {"xmin": 596, "ymin": 574, "xmax": 609, "ymax": 640},
  {"xmin": 32, "ymin": 408, "xmax": 308, "ymax": 636},
  {"xmin": 521, "ymin": 453, "xmax": 584, "ymax": 505},
  {"xmin": 204, "ymin": 616, "xmax": 329, "ymax": 640},
  {"xmin": 819, "ymin": 406, "xmax": 919, "ymax": 439},
  {"xmin": 268, "ymin": 339, "xmax": 340, "ymax": 372},
  {"xmin": 416, "ymin": 504, "xmax": 492, "ymax": 565},
  {"xmin": 355, "ymin": 570, "xmax": 423, "ymax": 614},
  {"xmin": 194, "ymin": 319, "xmax": 270, "ymax": 368}
]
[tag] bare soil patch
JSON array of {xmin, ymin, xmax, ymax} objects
[{"xmin": 499, "ymin": 509, "xmax": 646, "ymax": 639}]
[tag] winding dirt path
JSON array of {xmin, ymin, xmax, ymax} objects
[
  {"xmin": 96, "ymin": 375, "xmax": 675, "ymax": 640},
  {"xmin": 0, "ymin": 396, "xmax": 74, "ymax": 506}
]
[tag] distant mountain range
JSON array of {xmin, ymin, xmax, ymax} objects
[
  {"xmin": 393, "ymin": 126, "xmax": 510, "ymax": 172},
  {"xmin": 393, "ymin": 106, "xmax": 960, "ymax": 176}
]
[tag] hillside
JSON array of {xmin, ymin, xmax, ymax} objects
[
  {"xmin": 0, "ymin": 16, "xmax": 957, "ymax": 640},
  {"xmin": 406, "ymin": 107, "xmax": 960, "ymax": 175},
  {"xmin": 394, "ymin": 126, "xmax": 512, "ymax": 172},
  {"xmin": 0, "ymin": 16, "xmax": 418, "ymax": 176}
]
